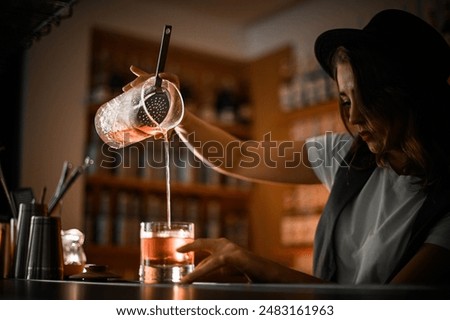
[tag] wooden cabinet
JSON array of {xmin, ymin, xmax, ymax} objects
[
  {"xmin": 83, "ymin": 28, "xmax": 253, "ymax": 280},
  {"xmin": 247, "ymin": 46, "xmax": 344, "ymax": 275},
  {"xmin": 83, "ymin": 28, "xmax": 344, "ymax": 280}
]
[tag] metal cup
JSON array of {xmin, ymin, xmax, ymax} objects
[
  {"xmin": 14, "ymin": 203, "xmax": 36, "ymax": 278},
  {"xmin": 26, "ymin": 216, "xmax": 64, "ymax": 280}
]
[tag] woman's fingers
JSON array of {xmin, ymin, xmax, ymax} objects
[
  {"xmin": 122, "ymin": 65, "xmax": 151, "ymax": 92},
  {"xmin": 177, "ymin": 238, "xmax": 248, "ymax": 283},
  {"xmin": 180, "ymin": 255, "xmax": 222, "ymax": 283},
  {"xmin": 122, "ymin": 66, "xmax": 180, "ymax": 92},
  {"xmin": 177, "ymin": 239, "xmax": 219, "ymax": 283},
  {"xmin": 177, "ymin": 238, "xmax": 219, "ymax": 253},
  {"xmin": 130, "ymin": 65, "xmax": 150, "ymax": 77},
  {"xmin": 122, "ymin": 77, "xmax": 147, "ymax": 92}
]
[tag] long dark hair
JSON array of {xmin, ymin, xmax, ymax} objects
[{"xmin": 331, "ymin": 45, "xmax": 450, "ymax": 190}]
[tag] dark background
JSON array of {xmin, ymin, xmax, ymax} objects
[{"xmin": 0, "ymin": 0, "xmax": 77, "ymax": 221}]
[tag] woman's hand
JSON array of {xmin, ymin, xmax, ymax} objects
[
  {"xmin": 177, "ymin": 238, "xmax": 250, "ymax": 283},
  {"xmin": 177, "ymin": 237, "xmax": 327, "ymax": 284},
  {"xmin": 122, "ymin": 65, "xmax": 180, "ymax": 92}
]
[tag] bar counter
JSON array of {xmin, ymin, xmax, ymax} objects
[{"xmin": 1, "ymin": 279, "xmax": 449, "ymax": 299}]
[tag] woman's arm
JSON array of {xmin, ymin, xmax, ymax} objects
[
  {"xmin": 175, "ymin": 111, "xmax": 321, "ymax": 185},
  {"xmin": 125, "ymin": 65, "xmax": 320, "ymax": 185},
  {"xmin": 177, "ymin": 238, "xmax": 327, "ymax": 284}
]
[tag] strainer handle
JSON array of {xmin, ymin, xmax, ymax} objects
[{"xmin": 154, "ymin": 25, "xmax": 172, "ymax": 88}]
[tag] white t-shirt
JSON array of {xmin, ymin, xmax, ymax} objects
[{"xmin": 307, "ymin": 132, "xmax": 450, "ymax": 284}]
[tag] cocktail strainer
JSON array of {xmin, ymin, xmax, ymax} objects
[{"xmin": 94, "ymin": 24, "xmax": 184, "ymax": 149}]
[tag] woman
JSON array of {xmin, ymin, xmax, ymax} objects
[{"xmin": 124, "ymin": 9, "xmax": 450, "ymax": 284}]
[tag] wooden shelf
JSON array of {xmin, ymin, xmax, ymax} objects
[
  {"xmin": 82, "ymin": 28, "xmax": 254, "ymax": 278},
  {"xmin": 278, "ymin": 99, "xmax": 338, "ymax": 124},
  {"xmin": 86, "ymin": 174, "xmax": 251, "ymax": 200}
]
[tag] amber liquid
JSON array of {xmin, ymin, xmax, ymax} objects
[
  {"xmin": 140, "ymin": 236, "xmax": 194, "ymax": 283},
  {"xmin": 141, "ymin": 236, "xmax": 193, "ymax": 265}
]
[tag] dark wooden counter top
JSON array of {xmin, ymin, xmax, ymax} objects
[{"xmin": 1, "ymin": 279, "xmax": 449, "ymax": 300}]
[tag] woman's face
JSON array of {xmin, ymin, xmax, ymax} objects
[{"xmin": 336, "ymin": 61, "xmax": 386, "ymax": 154}]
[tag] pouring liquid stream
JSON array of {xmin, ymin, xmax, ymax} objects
[{"xmin": 163, "ymin": 132, "xmax": 172, "ymax": 228}]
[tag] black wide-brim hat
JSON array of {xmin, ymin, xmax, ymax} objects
[{"xmin": 314, "ymin": 9, "xmax": 450, "ymax": 83}]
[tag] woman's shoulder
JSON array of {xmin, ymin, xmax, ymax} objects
[{"xmin": 426, "ymin": 211, "xmax": 450, "ymax": 251}]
